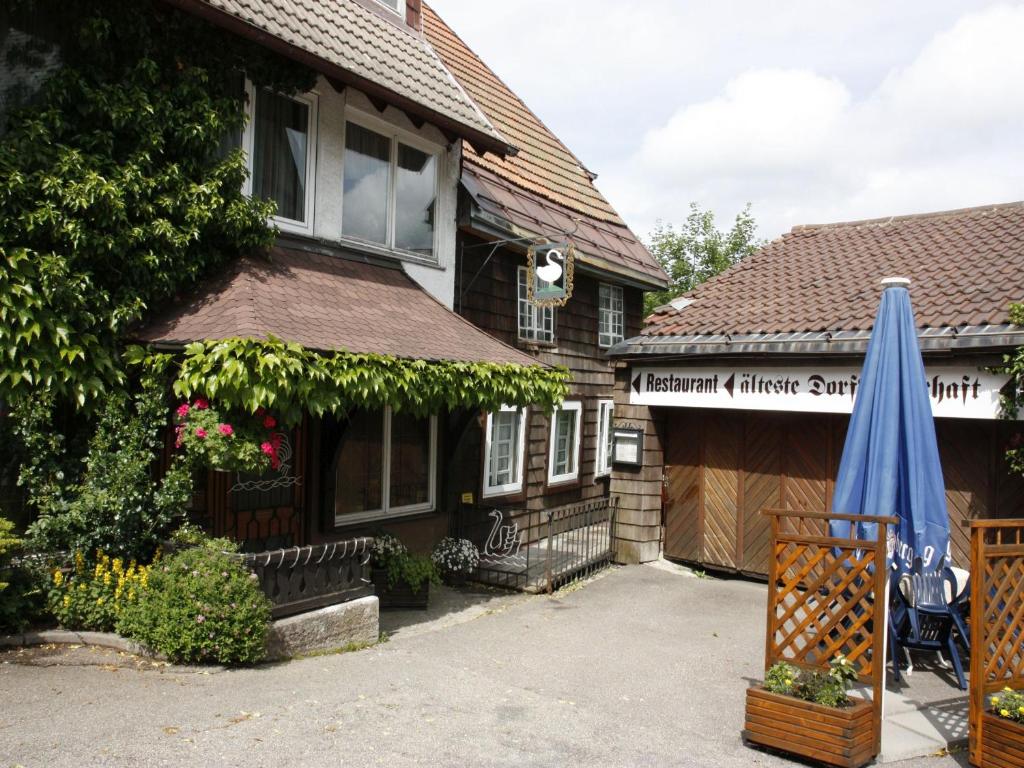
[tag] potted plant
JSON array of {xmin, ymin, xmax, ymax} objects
[
  {"xmin": 431, "ymin": 537, "xmax": 479, "ymax": 587},
  {"xmin": 174, "ymin": 399, "xmax": 282, "ymax": 474},
  {"xmin": 744, "ymin": 654, "xmax": 875, "ymax": 768},
  {"xmin": 370, "ymin": 534, "xmax": 439, "ymax": 610},
  {"xmin": 981, "ymin": 687, "xmax": 1024, "ymax": 765}
]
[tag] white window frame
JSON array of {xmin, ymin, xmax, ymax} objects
[
  {"xmin": 334, "ymin": 408, "xmax": 437, "ymax": 526},
  {"xmin": 241, "ymin": 80, "xmax": 319, "ymax": 236},
  {"xmin": 595, "ymin": 400, "xmax": 614, "ymax": 477},
  {"xmin": 517, "ymin": 266, "xmax": 555, "ymax": 343},
  {"xmin": 547, "ymin": 401, "xmax": 583, "ymax": 486},
  {"xmin": 482, "ymin": 406, "xmax": 528, "ymax": 499},
  {"xmin": 598, "ymin": 282, "xmax": 625, "ymax": 348},
  {"xmin": 373, "ymin": 0, "xmax": 406, "ymax": 16},
  {"xmin": 339, "ymin": 108, "xmax": 442, "ymax": 263}
]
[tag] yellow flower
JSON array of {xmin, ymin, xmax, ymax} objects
[
  {"xmin": 112, "ymin": 558, "xmax": 123, "ymax": 575},
  {"xmin": 103, "ymin": 572, "xmax": 112, "ymax": 586},
  {"xmin": 784, "ymin": 679, "xmax": 792, "ymax": 686},
  {"xmin": 53, "ymin": 570, "xmax": 64, "ymax": 586},
  {"xmin": 1001, "ymin": 709, "xmax": 1010, "ymax": 717},
  {"xmin": 96, "ymin": 597, "xmax": 104, "ymax": 606},
  {"xmin": 1018, "ymin": 706, "xmax": 1024, "ymax": 714},
  {"xmin": 1005, "ymin": 687, "xmax": 1014, "ymax": 693},
  {"xmin": 992, "ymin": 696, "xmax": 1001, "ymax": 706},
  {"xmin": 78, "ymin": 583, "xmax": 86, "ymax": 592},
  {"xmin": 62, "ymin": 595, "xmax": 71, "ymax": 608},
  {"xmin": 74, "ymin": 551, "xmax": 85, "ymax": 575}
]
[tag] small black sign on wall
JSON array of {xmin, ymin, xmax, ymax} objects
[{"xmin": 612, "ymin": 428, "xmax": 643, "ymax": 467}]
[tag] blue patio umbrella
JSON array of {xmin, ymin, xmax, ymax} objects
[{"xmin": 829, "ymin": 278, "xmax": 950, "ymax": 575}]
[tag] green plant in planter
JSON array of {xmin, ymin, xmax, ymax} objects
[
  {"xmin": 764, "ymin": 654, "xmax": 858, "ymax": 708},
  {"xmin": 174, "ymin": 399, "xmax": 281, "ymax": 473},
  {"xmin": 117, "ymin": 536, "xmax": 270, "ymax": 665},
  {"xmin": 990, "ymin": 687, "xmax": 1024, "ymax": 723},
  {"xmin": 371, "ymin": 533, "xmax": 439, "ymax": 592}
]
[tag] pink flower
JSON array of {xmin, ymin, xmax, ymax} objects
[
  {"xmin": 193, "ymin": 397, "xmax": 209, "ymax": 410},
  {"xmin": 255, "ymin": 407, "xmax": 266, "ymax": 417},
  {"xmin": 196, "ymin": 614, "xmax": 205, "ymax": 624},
  {"xmin": 218, "ymin": 423, "xmax": 234, "ymax": 436},
  {"xmin": 195, "ymin": 427, "xmax": 207, "ymax": 439},
  {"xmin": 261, "ymin": 441, "xmax": 274, "ymax": 456},
  {"xmin": 263, "ymin": 415, "xmax": 277, "ymax": 429},
  {"xmin": 175, "ymin": 403, "xmax": 190, "ymax": 419}
]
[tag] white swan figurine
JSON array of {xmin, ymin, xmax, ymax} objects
[{"xmin": 535, "ymin": 248, "xmax": 563, "ymax": 284}]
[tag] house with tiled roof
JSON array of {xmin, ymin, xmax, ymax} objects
[
  {"xmin": 2, "ymin": 0, "xmax": 666, "ymax": 584},
  {"xmin": 421, "ymin": 6, "xmax": 668, "ymax": 574},
  {"xmin": 608, "ymin": 202, "xmax": 1024, "ymax": 572}
]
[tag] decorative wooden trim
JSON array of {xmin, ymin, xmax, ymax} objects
[{"xmin": 979, "ymin": 712, "xmax": 1024, "ymax": 768}]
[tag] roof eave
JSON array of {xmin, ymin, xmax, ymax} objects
[
  {"xmin": 609, "ymin": 325, "xmax": 1024, "ymax": 359},
  {"xmin": 162, "ymin": 0, "xmax": 515, "ymax": 158},
  {"xmin": 461, "ymin": 202, "xmax": 668, "ymax": 292}
]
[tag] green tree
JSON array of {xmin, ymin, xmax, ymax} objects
[{"xmin": 644, "ymin": 203, "xmax": 762, "ymax": 316}]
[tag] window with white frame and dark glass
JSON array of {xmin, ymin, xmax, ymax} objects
[
  {"xmin": 246, "ymin": 86, "xmax": 317, "ymax": 232},
  {"xmin": 373, "ymin": 0, "xmax": 405, "ymax": 14},
  {"xmin": 518, "ymin": 266, "xmax": 555, "ymax": 343},
  {"xmin": 548, "ymin": 401, "xmax": 582, "ymax": 485},
  {"xmin": 482, "ymin": 406, "xmax": 527, "ymax": 498},
  {"xmin": 333, "ymin": 408, "xmax": 436, "ymax": 524},
  {"xmin": 598, "ymin": 283, "xmax": 624, "ymax": 348},
  {"xmin": 596, "ymin": 400, "xmax": 614, "ymax": 476},
  {"xmin": 342, "ymin": 119, "xmax": 438, "ymax": 258}
]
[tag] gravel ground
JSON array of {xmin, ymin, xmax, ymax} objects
[{"xmin": 0, "ymin": 563, "xmax": 966, "ymax": 768}]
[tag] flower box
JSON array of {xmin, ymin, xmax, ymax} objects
[
  {"xmin": 372, "ymin": 568, "xmax": 429, "ymax": 610},
  {"xmin": 743, "ymin": 687, "xmax": 876, "ymax": 768},
  {"xmin": 980, "ymin": 711, "xmax": 1024, "ymax": 767}
]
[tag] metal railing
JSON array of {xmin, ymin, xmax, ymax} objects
[
  {"xmin": 238, "ymin": 538, "xmax": 374, "ymax": 619},
  {"xmin": 456, "ymin": 497, "xmax": 617, "ymax": 593}
]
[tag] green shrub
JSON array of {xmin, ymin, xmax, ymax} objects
[
  {"xmin": 117, "ymin": 542, "xmax": 270, "ymax": 664},
  {"xmin": 371, "ymin": 533, "xmax": 439, "ymax": 591},
  {"xmin": 0, "ymin": 516, "xmax": 46, "ymax": 632}
]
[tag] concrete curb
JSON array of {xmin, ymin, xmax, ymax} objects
[{"xmin": 0, "ymin": 629, "xmax": 167, "ymax": 661}]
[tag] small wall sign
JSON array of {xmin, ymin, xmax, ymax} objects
[
  {"xmin": 612, "ymin": 427, "xmax": 644, "ymax": 466},
  {"xmin": 527, "ymin": 242, "xmax": 575, "ymax": 307}
]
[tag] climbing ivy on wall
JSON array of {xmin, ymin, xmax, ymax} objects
[
  {"xmin": 132, "ymin": 338, "xmax": 571, "ymax": 427},
  {"xmin": 0, "ymin": 0, "xmax": 315, "ymax": 408}
]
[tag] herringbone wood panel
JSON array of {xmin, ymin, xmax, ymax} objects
[
  {"xmin": 741, "ymin": 415, "xmax": 782, "ymax": 574},
  {"xmin": 664, "ymin": 413, "xmax": 702, "ymax": 562},
  {"xmin": 937, "ymin": 419, "xmax": 990, "ymax": 567},
  {"xmin": 703, "ymin": 413, "xmax": 740, "ymax": 568},
  {"xmin": 784, "ymin": 416, "xmax": 831, "ymax": 538}
]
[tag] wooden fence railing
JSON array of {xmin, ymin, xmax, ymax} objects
[
  {"xmin": 761, "ymin": 509, "xmax": 897, "ymax": 760},
  {"xmin": 969, "ymin": 519, "xmax": 1024, "ymax": 766}
]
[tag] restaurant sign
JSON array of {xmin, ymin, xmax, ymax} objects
[{"xmin": 629, "ymin": 365, "xmax": 1011, "ymax": 420}]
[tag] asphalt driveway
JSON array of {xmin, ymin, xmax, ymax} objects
[{"xmin": 0, "ymin": 563, "xmax": 962, "ymax": 767}]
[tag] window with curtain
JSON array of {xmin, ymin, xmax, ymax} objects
[
  {"xmin": 333, "ymin": 408, "xmax": 436, "ymax": 524},
  {"xmin": 342, "ymin": 119, "xmax": 438, "ymax": 258},
  {"xmin": 483, "ymin": 407, "xmax": 526, "ymax": 497},
  {"xmin": 596, "ymin": 400, "xmax": 614, "ymax": 476},
  {"xmin": 548, "ymin": 401, "xmax": 582, "ymax": 484},
  {"xmin": 252, "ymin": 88, "xmax": 311, "ymax": 224}
]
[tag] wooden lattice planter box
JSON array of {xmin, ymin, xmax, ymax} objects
[
  {"xmin": 980, "ymin": 712, "xmax": 1024, "ymax": 768},
  {"xmin": 372, "ymin": 569, "xmax": 429, "ymax": 610},
  {"xmin": 743, "ymin": 687, "xmax": 876, "ymax": 768}
]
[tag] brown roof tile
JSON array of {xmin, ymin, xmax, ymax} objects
[
  {"xmin": 138, "ymin": 246, "xmax": 543, "ymax": 366},
  {"xmin": 422, "ymin": 4, "xmax": 666, "ymax": 287},
  {"xmin": 643, "ymin": 202, "xmax": 1024, "ymax": 337},
  {"xmin": 179, "ymin": 0, "xmax": 507, "ymax": 152}
]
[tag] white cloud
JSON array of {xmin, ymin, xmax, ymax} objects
[{"xmin": 602, "ymin": 3, "xmax": 1024, "ymax": 239}]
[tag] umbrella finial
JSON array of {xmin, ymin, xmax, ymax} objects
[{"xmin": 881, "ymin": 276, "xmax": 911, "ymax": 290}]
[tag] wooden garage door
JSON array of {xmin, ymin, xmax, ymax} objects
[{"xmin": 664, "ymin": 413, "xmax": 702, "ymax": 563}]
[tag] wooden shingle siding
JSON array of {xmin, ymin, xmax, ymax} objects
[{"xmin": 455, "ymin": 236, "xmax": 643, "ymax": 515}]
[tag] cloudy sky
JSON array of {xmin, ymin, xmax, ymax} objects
[{"xmin": 429, "ymin": 1, "xmax": 1024, "ymax": 242}]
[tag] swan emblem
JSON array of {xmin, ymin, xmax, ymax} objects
[
  {"xmin": 535, "ymin": 248, "xmax": 563, "ymax": 284},
  {"xmin": 483, "ymin": 509, "xmax": 521, "ymax": 560}
]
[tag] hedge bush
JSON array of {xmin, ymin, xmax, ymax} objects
[{"xmin": 117, "ymin": 543, "xmax": 270, "ymax": 664}]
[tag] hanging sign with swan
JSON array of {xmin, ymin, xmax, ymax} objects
[{"xmin": 527, "ymin": 241, "xmax": 576, "ymax": 307}]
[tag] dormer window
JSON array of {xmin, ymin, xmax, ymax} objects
[
  {"xmin": 374, "ymin": 0, "xmax": 406, "ymax": 15},
  {"xmin": 342, "ymin": 118, "xmax": 438, "ymax": 259}
]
